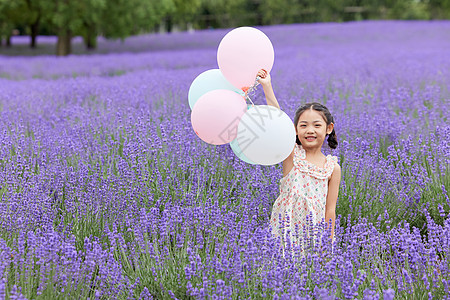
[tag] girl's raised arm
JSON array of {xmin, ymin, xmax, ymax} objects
[
  {"xmin": 257, "ymin": 69, "xmax": 294, "ymax": 176},
  {"xmin": 256, "ymin": 69, "xmax": 280, "ymax": 110}
]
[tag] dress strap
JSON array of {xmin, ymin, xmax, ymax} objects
[{"xmin": 293, "ymin": 143, "xmax": 306, "ymax": 162}]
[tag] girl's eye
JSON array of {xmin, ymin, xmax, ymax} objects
[
  {"xmin": 315, "ymin": 124, "xmax": 321, "ymax": 127},
  {"xmin": 300, "ymin": 125, "xmax": 306, "ymax": 128}
]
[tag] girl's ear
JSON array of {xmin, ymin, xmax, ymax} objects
[{"xmin": 327, "ymin": 123, "xmax": 334, "ymax": 135}]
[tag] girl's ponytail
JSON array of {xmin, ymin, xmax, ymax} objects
[{"xmin": 327, "ymin": 129, "xmax": 338, "ymax": 149}]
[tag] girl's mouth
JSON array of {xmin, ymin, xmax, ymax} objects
[{"xmin": 305, "ymin": 137, "xmax": 316, "ymax": 141}]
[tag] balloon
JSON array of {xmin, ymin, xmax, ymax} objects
[
  {"xmin": 230, "ymin": 138, "xmax": 256, "ymax": 164},
  {"xmin": 191, "ymin": 89, "xmax": 247, "ymax": 145},
  {"xmin": 217, "ymin": 27, "xmax": 274, "ymax": 92},
  {"xmin": 234, "ymin": 105, "xmax": 296, "ymax": 165},
  {"xmin": 188, "ymin": 69, "xmax": 244, "ymax": 110},
  {"xmin": 229, "ymin": 103, "xmax": 255, "ymax": 164}
]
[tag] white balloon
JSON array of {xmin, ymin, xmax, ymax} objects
[{"xmin": 235, "ymin": 105, "xmax": 296, "ymax": 165}]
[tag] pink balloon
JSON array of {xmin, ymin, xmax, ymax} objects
[
  {"xmin": 217, "ymin": 27, "xmax": 274, "ymax": 92},
  {"xmin": 191, "ymin": 89, "xmax": 247, "ymax": 145}
]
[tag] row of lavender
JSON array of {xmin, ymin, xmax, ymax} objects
[{"xmin": 0, "ymin": 21, "xmax": 449, "ymax": 299}]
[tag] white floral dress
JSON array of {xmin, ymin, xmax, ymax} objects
[{"xmin": 270, "ymin": 144, "xmax": 338, "ymax": 254}]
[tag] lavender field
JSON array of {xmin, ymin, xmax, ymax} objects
[{"xmin": 0, "ymin": 20, "xmax": 449, "ymax": 299}]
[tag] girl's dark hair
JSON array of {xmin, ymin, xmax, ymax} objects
[{"xmin": 293, "ymin": 102, "xmax": 338, "ymax": 149}]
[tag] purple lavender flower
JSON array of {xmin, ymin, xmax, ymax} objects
[{"xmin": 1, "ymin": 20, "xmax": 449, "ymax": 299}]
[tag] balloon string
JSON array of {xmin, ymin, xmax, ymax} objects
[
  {"xmin": 245, "ymin": 76, "xmax": 260, "ymax": 107},
  {"xmin": 246, "ymin": 94, "xmax": 255, "ymax": 106}
]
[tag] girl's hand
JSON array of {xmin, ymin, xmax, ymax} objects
[
  {"xmin": 257, "ymin": 68, "xmax": 280, "ymax": 109},
  {"xmin": 257, "ymin": 69, "xmax": 271, "ymax": 87}
]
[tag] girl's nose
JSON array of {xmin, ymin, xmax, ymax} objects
[{"xmin": 307, "ymin": 127, "xmax": 315, "ymax": 133}]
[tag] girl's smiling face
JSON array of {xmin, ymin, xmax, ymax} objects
[{"xmin": 296, "ymin": 108, "xmax": 334, "ymax": 149}]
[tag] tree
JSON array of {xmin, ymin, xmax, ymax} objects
[
  {"xmin": 259, "ymin": 0, "xmax": 316, "ymax": 25},
  {"xmin": 23, "ymin": 0, "xmax": 43, "ymax": 48},
  {"xmin": 0, "ymin": 0, "xmax": 8, "ymax": 46},
  {"xmin": 52, "ymin": 0, "xmax": 82, "ymax": 55},
  {"xmin": 199, "ymin": 0, "xmax": 252, "ymax": 28},
  {"xmin": 428, "ymin": 0, "xmax": 450, "ymax": 19},
  {"xmin": 164, "ymin": 0, "xmax": 202, "ymax": 32},
  {"xmin": 77, "ymin": 0, "xmax": 106, "ymax": 50},
  {"xmin": 37, "ymin": 0, "xmax": 171, "ymax": 55},
  {"xmin": 100, "ymin": 0, "xmax": 172, "ymax": 39},
  {"xmin": 315, "ymin": 0, "xmax": 346, "ymax": 22},
  {"xmin": 0, "ymin": 0, "xmax": 26, "ymax": 47}
]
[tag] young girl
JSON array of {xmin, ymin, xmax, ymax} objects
[{"xmin": 256, "ymin": 69, "xmax": 341, "ymax": 255}]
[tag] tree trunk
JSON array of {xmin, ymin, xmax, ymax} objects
[
  {"xmin": 56, "ymin": 29, "xmax": 72, "ymax": 56},
  {"xmin": 83, "ymin": 27, "xmax": 97, "ymax": 50},
  {"xmin": 85, "ymin": 36, "xmax": 96, "ymax": 50},
  {"xmin": 166, "ymin": 16, "xmax": 173, "ymax": 33},
  {"xmin": 6, "ymin": 35, "xmax": 11, "ymax": 47},
  {"xmin": 30, "ymin": 17, "xmax": 40, "ymax": 48}
]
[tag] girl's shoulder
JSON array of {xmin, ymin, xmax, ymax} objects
[{"xmin": 327, "ymin": 153, "xmax": 339, "ymax": 166}]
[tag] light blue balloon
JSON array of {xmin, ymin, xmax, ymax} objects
[
  {"xmin": 230, "ymin": 137, "xmax": 257, "ymax": 165},
  {"xmin": 188, "ymin": 69, "xmax": 245, "ymax": 110}
]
